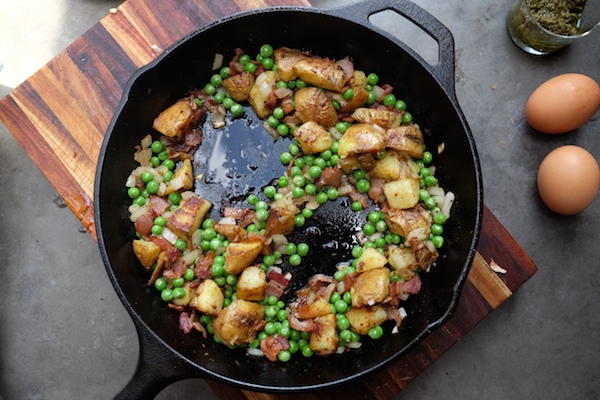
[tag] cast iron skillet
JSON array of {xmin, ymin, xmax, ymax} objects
[{"xmin": 94, "ymin": 0, "xmax": 483, "ymax": 398}]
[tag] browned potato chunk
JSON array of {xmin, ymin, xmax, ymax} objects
[
  {"xmin": 351, "ymin": 268, "xmax": 390, "ymax": 308},
  {"xmin": 274, "ymin": 47, "xmax": 306, "ymax": 82},
  {"xmin": 387, "ymin": 245, "xmax": 418, "ymax": 281},
  {"xmin": 352, "ymin": 107, "xmax": 401, "ymax": 129},
  {"xmin": 265, "ymin": 207, "xmax": 296, "ymax": 236},
  {"xmin": 164, "ymin": 159, "xmax": 194, "ymax": 195},
  {"xmin": 296, "ymin": 294, "xmax": 333, "ymax": 320},
  {"xmin": 309, "ymin": 314, "xmax": 339, "ymax": 356},
  {"xmin": 337, "ymin": 123, "xmax": 386, "ymax": 158},
  {"xmin": 153, "ymin": 99, "xmax": 193, "ymax": 137},
  {"xmin": 248, "ymin": 71, "xmax": 278, "ymax": 119},
  {"xmin": 293, "ymin": 121, "xmax": 334, "ymax": 155},
  {"xmin": 167, "ymin": 194, "xmax": 212, "ymax": 237},
  {"xmin": 372, "ymin": 150, "xmax": 406, "ymax": 181},
  {"xmin": 212, "ymin": 299, "xmax": 265, "ymax": 346},
  {"xmin": 293, "ymin": 57, "xmax": 348, "ymax": 92},
  {"xmin": 384, "ymin": 204, "xmax": 432, "ymax": 238},
  {"xmin": 385, "ymin": 124, "xmax": 425, "ymax": 158},
  {"xmin": 132, "ymin": 239, "xmax": 162, "ymax": 269},
  {"xmin": 345, "ymin": 305, "xmax": 388, "ymax": 335},
  {"xmin": 190, "ymin": 279, "xmax": 224, "ymax": 317},
  {"xmin": 337, "ymin": 154, "xmax": 363, "ymax": 174},
  {"xmin": 383, "ymin": 177, "xmax": 421, "ymax": 210},
  {"xmin": 237, "ymin": 266, "xmax": 267, "ymax": 301},
  {"xmin": 355, "ymin": 247, "xmax": 388, "ymax": 273},
  {"xmin": 294, "ymin": 87, "xmax": 338, "ymax": 129},
  {"xmin": 221, "ymin": 71, "xmax": 256, "ymax": 102},
  {"xmin": 224, "ymin": 235, "xmax": 266, "ymax": 275},
  {"xmin": 213, "ymin": 223, "xmax": 247, "ymax": 243}
]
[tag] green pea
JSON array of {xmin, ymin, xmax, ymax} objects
[
  {"xmin": 431, "ymin": 223, "xmax": 444, "ymax": 236},
  {"xmin": 158, "ymin": 150, "xmax": 169, "ymax": 161},
  {"xmin": 286, "ymin": 243, "xmax": 297, "ymax": 255},
  {"xmin": 334, "ymin": 270, "xmax": 346, "ymax": 281},
  {"xmin": 297, "ymin": 243, "xmax": 309, "ymax": 257},
  {"xmin": 168, "ymin": 191, "xmax": 182, "ymax": 205},
  {"xmin": 367, "ymin": 73, "xmax": 379, "ymax": 86},
  {"xmin": 263, "ymin": 185, "xmax": 277, "ymax": 199},
  {"xmin": 343, "ymin": 88, "xmax": 354, "ymax": 100},
  {"xmin": 422, "ymin": 151, "xmax": 433, "ymax": 164},
  {"xmin": 146, "ymin": 180, "xmax": 159, "ymax": 194},
  {"xmin": 161, "ymin": 289, "xmax": 173, "ymax": 302},
  {"xmin": 172, "ymin": 287, "xmax": 186, "ymax": 299},
  {"xmin": 219, "ymin": 66, "xmax": 230, "ymax": 79},
  {"xmin": 353, "ymin": 169, "xmax": 366, "ymax": 180},
  {"xmin": 174, "ymin": 238, "xmax": 187, "ymax": 251},
  {"xmin": 431, "ymin": 235, "xmax": 444, "ymax": 248},
  {"xmin": 204, "ymin": 83, "xmax": 216, "ymax": 95},
  {"xmin": 337, "ymin": 316, "xmax": 350, "ymax": 331},
  {"xmin": 288, "ymin": 143, "xmax": 301, "ymax": 156},
  {"xmin": 383, "ymin": 94, "xmax": 396, "ymax": 106},
  {"xmin": 151, "ymin": 156, "xmax": 161, "ymax": 167},
  {"xmin": 327, "ymin": 188, "xmax": 338, "ymax": 200},
  {"xmin": 151, "ymin": 225, "xmax": 163, "ymax": 235},
  {"xmin": 301, "ymin": 346, "xmax": 314, "ymax": 357},
  {"xmin": 363, "ymin": 222, "xmax": 376, "ymax": 236},
  {"xmin": 351, "ymin": 246, "xmax": 363, "ymax": 259},
  {"xmin": 394, "ymin": 99, "xmax": 407, "ymax": 111},
  {"xmin": 162, "ymin": 170, "xmax": 173, "ymax": 182},
  {"xmin": 367, "ymin": 90, "xmax": 377, "ymax": 105},
  {"xmin": 329, "ymin": 292, "xmax": 341, "ymax": 304},
  {"xmin": 141, "ymin": 171, "xmax": 154, "ymax": 183},
  {"xmin": 402, "ymin": 112, "xmax": 413, "ymax": 124},
  {"xmin": 294, "ymin": 215, "xmax": 305, "ymax": 227},
  {"xmin": 424, "ymin": 176, "xmax": 438, "ymax": 187},
  {"xmin": 278, "ymin": 176, "xmax": 289, "ymax": 188},
  {"xmin": 255, "ymin": 200, "xmax": 268, "ymax": 210},
  {"xmin": 194, "ymin": 97, "xmax": 203, "ymax": 108},
  {"xmin": 210, "ymin": 74, "xmax": 222, "ymax": 87},
  {"xmin": 343, "ymin": 291, "xmax": 352, "ymax": 304},
  {"xmin": 434, "ymin": 213, "xmax": 447, "ymax": 224},
  {"xmin": 351, "ymin": 201, "xmax": 363, "ymax": 211},
  {"xmin": 316, "ymin": 191, "xmax": 328, "ymax": 204},
  {"xmin": 376, "ymin": 220, "xmax": 387, "ymax": 233},
  {"xmin": 154, "ymin": 277, "xmax": 167, "ymax": 291},
  {"xmin": 289, "ymin": 254, "xmax": 302, "ymax": 266},
  {"xmin": 127, "ymin": 187, "xmax": 140, "ymax": 199},
  {"xmin": 334, "ymin": 299, "xmax": 348, "ymax": 313},
  {"xmin": 151, "ymin": 140, "xmax": 164, "ymax": 153},
  {"xmin": 183, "ymin": 268, "xmax": 195, "ymax": 281},
  {"xmin": 280, "ymin": 151, "xmax": 293, "ymax": 165},
  {"xmin": 230, "ymin": 103, "xmax": 244, "ymax": 117},
  {"xmin": 368, "ymin": 325, "xmax": 383, "ymax": 340},
  {"xmin": 222, "ymin": 97, "xmax": 234, "ymax": 109},
  {"xmin": 335, "ymin": 121, "xmax": 348, "ymax": 134},
  {"xmin": 260, "ymin": 44, "xmax": 274, "ymax": 57},
  {"xmin": 244, "ymin": 62, "xmax": 257, "ymax": 74},
  {"xmin": 261, "ymin": 57, "xmax": 274, "ymax": 70},
  {"xmin": 277, "ymin": 123, "xmax": 289, "ymax": 136},
  {"xmin": 302, "ymin": 208, "xmax": 313, "ymax": 219}
]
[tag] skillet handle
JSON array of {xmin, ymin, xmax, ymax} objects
[
  {"xmin": 114, "ymin": 317, "xmax": 207, "ymax": 399},
  {"xmin": 332, "ymin": 0, "xmax": 457, "ymax": 99}
]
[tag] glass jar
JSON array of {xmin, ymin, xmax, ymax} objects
[{"xmin": 507, "ymin": 0, "xmax": 600, "ymax": 55}]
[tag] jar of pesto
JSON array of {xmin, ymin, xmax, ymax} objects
[{"xmin": 507, "ymin": 0, "xmax": 600, "ymax": 55}]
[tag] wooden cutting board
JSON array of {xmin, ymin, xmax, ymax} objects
[{"xmin": 0, "ymin": 0, "xmax": 537, "ymax": 398}]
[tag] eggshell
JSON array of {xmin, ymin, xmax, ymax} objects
[
  {"xmin": 537, "ymin": 145, "xmax": 600, "ymax": 215},
  {"xmin": 525, "ymin": 73, "xmax": 600, "ymax": 134}
]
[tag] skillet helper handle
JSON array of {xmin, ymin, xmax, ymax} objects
[
  {"xmin": 114, "ymin": 318, "xmax": 206, "ymax": 400},
  {"xmin": 334, "ymin": 0, "xmax": 457, "ymax": 100}
]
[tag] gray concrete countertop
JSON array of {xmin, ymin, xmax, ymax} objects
[{"xmin": 1, "ymin": 0, "xmax": 598, "ymax": 399}]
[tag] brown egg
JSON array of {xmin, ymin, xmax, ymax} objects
[
  {"xmin": 537, "ymin": 145, "xmax": 600, "ymax": 215},
  {"xmin": 525, "ymin": 73, "xmax": 600, "ymax": 134}
]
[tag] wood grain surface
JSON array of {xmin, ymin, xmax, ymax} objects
[{"xmin": 0, "ymin": 0, "xmax": 537, "ymax": 398}]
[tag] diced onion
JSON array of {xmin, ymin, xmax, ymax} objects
[
  {"xmin": 218, "ymin": 216, "xmax": 236, "ymax": 225},
  {"xmin": 346, "ymin": 341, "xmax": 362, "ymax": 349},
  {"xmin": 125, "ymin": 174, "xmax": 136, "ymax": 188},
  {"xmin": 161, "ymin": 227, "xmax": 178, "ymax": 245},
  {"xmin": 441, "ymin": 191, "xmax": 455, "ymax": 219},
  {"xmin": 399, "ymin": 307, "xmax": 408, "ymax": 318},
  {"xmin": 246, "ymin": 347, "xmax": 264, "ymax": 357},
  {"xmin": 128, "ymin": 204, "xmax": 148, "ymax": 222},
  {"xmin": 212, "ymin": 53, "xmax": 224, "ymax": 70},
  {"xmin": 182, "ymin": 249, "xmax": 201, "ymax": 265}
]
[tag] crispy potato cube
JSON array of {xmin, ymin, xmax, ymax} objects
[
  {"xmin": 356, "ymin": 247, "xmax": 388, "ymax": 273},
  {"xmin": 337, "ymin": 155, "xmax": 363, "ymax": 174},
  {"xmin": 385, "ymin": 125, "xmax": 424, "ymax": 158},
  {"xmin": 213, "ymin": 223, "xmax": 247, "ymax": 243},
  {"xmin": 274, "ymin": 47, "xmax": 306, "ymax": 82},
  {"xmin": 294, "ymin": 87, "xmax": 338, "ymax": 129},
  {"xmin": 265, "ymin": 207, "xmax": 296, "ymax": 236},
  {"xmin": 296, "ymin": 294, "xmax": 333, "ymax": 319},
  {"xmin": 351, "ymin": 268, "xmax": 390, "ymax": 308},
  {"xmin": 167, "ymin": 194, "xmax": 212, "ymax": 237},
  {"xmin": 383, "ymin": 177, "xmax": 421, "ymax": 210},
  {"xmin": 237, "ymin": 266, "xmax": 267, "ymax": 301},
  {"xmin": 309, "ymin": 314, "xmax": 339, "ymax": 356},
  {"xmin": 249, "ymin": 71, "xmax": 278, "ymax": 119},
  {"xmin": 337, "ymin": 123, "xmax": 386, "ymax": 158},
  {"xmin": 164, "ymin": 159, "xmax": 194, "ymax": 195},
  {"xmin": 293, "ymin": 57, "xmax": 348, "ymax": 92},
  {"xmin": 224, "ymin": 235, "xmax": 266, "ymax": 275},
  {"xmin": 212, "ymin": 299, "xmax": 265, "ymax": 346},
  {"xmin": 387, "ymin": 245, "xmax": 418, "ymax": 281},
  {"xmin": 384, "ymin": 205, "xmax": 432, "ymax": 238},
  {"xmin": 172, "ymin": 282, "xmax": 195, "ymax": 307},
  {"xmin": 132, "ymin": 239, "xmax": 162, "ymax": 269},
  {"xmin": 190, "ymin": 279, "xmax": 224, "ymax": 317},
  {"xmin": 153, "ymin": 99, "xmax": 193, "ymax": 137},
  {"xmin": 352, "ymin": 107, "xmax": 401, "ymax": 129},
  {"xmin": 221, "ymin": 71, "xmax": 256, "ymax": 102},
  {"xmin": 372, "ymin": 151, "xmax": 403, "ymax": 181},
  {"xmin": 345, "ymin": 305, "xmax": 388, "ymax": 335},
  {"xmin": 293, "ymin": 121, "xmax": 334, "ymax": 155}
]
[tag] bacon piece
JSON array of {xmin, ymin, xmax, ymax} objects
[
  {"xmin": 389, "ymin": 274, "xmax": 422, "ymax": 305},
  {"xmin": 315, "ymin": 166, "xmax": 342, "ymax": 188},
  {"xmin": 260, "ymin": 335, "xmax": 289, "ymax": 362},
  {"xmin": 148, "ymin": 195, "xmax": 170, "ymax": 216},
  {"xmin": 164, "ymin": 258, "xmax": 186, "ymax": 279},
  {"xmin": 308, "ymin": 274, "xmax": 335, "ymax": 292},
  {"xmin": 368, "ymin": 178, "xmax": 386, "ymax": 204},
  {"xmin": 194, "ymin": 252, "xmax": 216, "ymax": 279},
  {"xmin": 289, "ymin": 313, "xmax": 315, "ymax": 332},
  {"xmin": 134, "ymin": 213, "xmax": 154, "ymax": 237},
  {"xmin": 264, "ymin": 280, "xmax": 286, "ymax": 299},
  {"xmin": 337, "ymin": 56, "xmax": 355, "ymax": 82},
  {"xmin": 347, "ymin": 186, "xmax": 369, "ymax": 209},
  {"xmin": 281, "ymin": 96, "xmax": 294, "ymax": 115},
  {"xmin": 179, "ymin": 311, "xmax": 193, "ymax": 334},
  {"xmin": 267, "ymin": 270, "xmax": 290, "ymax": 288},
  {"xmin": 384, "ymin": 304, "xmax": 403, "ymax": 328}
]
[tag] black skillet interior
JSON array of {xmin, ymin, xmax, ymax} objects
[{"xmin": 95, "ymin": 3, "xmax": 482, "ymax": 393}]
